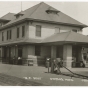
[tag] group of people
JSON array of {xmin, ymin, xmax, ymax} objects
[
  {"xmin": 53, "ymin": 58, "xmax": 63, "ymax": 74},
  {"xmin": 13, "ymin": 56, "xmax": 22, "ymax": 65}
]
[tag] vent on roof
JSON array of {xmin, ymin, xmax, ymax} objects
[
  {"xmin": 14, "ymin": 12, "xmax": 24, "ymax": 19},
  {"xmin": 46, "ymin": 7, "xmax": 60, "ymax": 14},
  {"xmin": 46, "ymin": 10, "xmax": 59, "ymax": 14},
  {"xmin": 0, "ymin": 22, "xmax": 7, "ymax": 27},
  {"xmin": 0, "ymin": 19, "xmax": 10, "ymax": 27}
]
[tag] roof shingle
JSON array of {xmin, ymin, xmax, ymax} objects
[
  {"xmin": 0, "ymin": 2, "xmax": 87, "ymax": 30},
  {"xmin": 0, "ymin": 12, "xmax": 15, "ymax": 21},
  {"xmin": 41, "ymin": 31, "xmax": 88, "ymax": 43}
]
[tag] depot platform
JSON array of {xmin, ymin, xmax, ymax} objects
[{"xmin": 0, "ymin": 64, "xmax": 88, "ymax": 86}]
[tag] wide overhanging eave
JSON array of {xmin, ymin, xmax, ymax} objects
[{"xmin": 0, "ymin": 18, "xmax": 87, "ymax": 30}]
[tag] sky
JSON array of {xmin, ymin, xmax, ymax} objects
[{"xmin": 0, "ymin": 1, "xmax": 88, "ymax": 35}]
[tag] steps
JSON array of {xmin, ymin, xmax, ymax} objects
[{"xmin": 32, "ymin": 58, "xmax": 38, "ymax": 66}]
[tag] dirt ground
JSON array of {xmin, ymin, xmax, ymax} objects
[{"xmin": 0, "ymin": 64, "xmax": 88, "ymax": 86}]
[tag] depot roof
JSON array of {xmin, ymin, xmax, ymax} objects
[
  {"xmin": 0, "ymin": 2, "xmax": 87, "ymax": 30},
  {"xmin": 41, "ymin": 31, "xmax": 88, "ymax": 44}
]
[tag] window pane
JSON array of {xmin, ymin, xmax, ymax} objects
[
  {"xmin": 2, "ymin": 32, "xmax": 4, "ymax": 41},
  {"xmin": 36, "ymin": 25, "xmax": 41, "ymax": 37},
  {"xmin": 17, "ymin": 28, "xmax": 19, "ymax": 38},
  {"xmin": 22, "ymin": 26, "xmax": 25, "ymax": 37},
  {"xmin": 36, "ymin": 31, "xmax": 41, "ymax": 37},
  {"xmin": 36, "ymin": 25, "xmax": 41, "ymax": 31},
  {"xmin": 7, "ymin": 31, "xmax": 8, "ymax": 40},
  {"xmin": 7, "ymin": 30, "xmax": 11, "ymax": 40},
  {"xmin": 10, "ymin": 30, "xmax": 11, "ymax": 39},
  {"xmin": 36, "ymin": 27, "xmax": 41, "ymax": 31}
]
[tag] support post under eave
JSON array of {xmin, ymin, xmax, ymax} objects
[
  {"xmin": 51, "ymin": 46, "xmax": 56, "ymax": 73},
  {"xmin": 63, "ymin": 45, "xmax": 72, "ymax": 68}
]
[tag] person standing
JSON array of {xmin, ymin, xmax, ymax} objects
[
  {"xmin": 18, "ymin": 57, "xmax": 20, "ymax": 65},
  {"xmin": 86, "ymin": 52, "xmax": 88, "ymax": 63},
  {"xmin": 56, "ymin": 58, "xmax": 61, "ymax": 67},
  {"xmin": 81, "ymin": 53, "xmax": 86, "ymax": 67},
  {"xmin": 18, "ymin": 57, "xmax": 22, "ymax": 65}
]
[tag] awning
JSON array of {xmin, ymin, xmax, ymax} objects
[
  {"xmin": 0, "ymin": 38, "xmax": 41, "ymax": 46},
  {"xmin": 1, "ymin": 31, "xmax": 88, "ymax": 46},
  {"xmin": 41, "ymin": 31, "xmax": 88, "ymax": 44}
]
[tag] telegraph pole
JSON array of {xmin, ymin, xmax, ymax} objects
[{"xmin": 21, "ymin": 1, "xmax": 22, "ymax": 12}]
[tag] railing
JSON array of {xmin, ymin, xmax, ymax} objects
[
  {"xmin": 0, "ymin": 57, "xmax": 46, "ymax": 66},
  {"xmin": 22, "ymin": 58, "xmax": 46, "ymax": 66}
]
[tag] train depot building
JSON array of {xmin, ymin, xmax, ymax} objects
[{"xmin": 0, "ymin": 2, "xmax": 88, "ymax": 68}]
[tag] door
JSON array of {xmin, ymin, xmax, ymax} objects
[
  {"xmin": 3, "ymin": 47, "xmax": 7, "ymax": 63},
  {"xmin": 18, "ymin": 48, "xmax": 22, "ymax": 57},
  {"xmin": 9, "ymin": 47, "xmax": 11, "ymax": 64},
  {"xmin": 18, "ymin": 48, "xmax": 22, "ymax": 65}
]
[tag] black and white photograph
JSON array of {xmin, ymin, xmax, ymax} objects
[{"xmin": 0, "ymin": 0, "xmax": 88, "ymax": 86}]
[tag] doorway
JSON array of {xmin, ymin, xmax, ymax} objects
[
  {"xmin": 18, "ymin": 48, "xmax": 22, "ymax": 65},
  {"xmin": 18, "ymin": 48, "xmax": 22, "ymax": 57},
  {"xmin": 56, "ymin": 46, "xmax": 63, "ymax": 59}
]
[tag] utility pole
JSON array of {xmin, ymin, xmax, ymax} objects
[{"xmin": 21, "ymin": 1, "xmax": 22, "ymax": 12}]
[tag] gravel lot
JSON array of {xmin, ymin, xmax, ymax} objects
[{"xmin": 0, "ymin": 64, "xmax": 88, "ymax": 86}]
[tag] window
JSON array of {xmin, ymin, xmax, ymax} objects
[
  {"xmin": 72, "ymin": 29, "xmax": 77, "ymax": 32},
  {"xmin": 9, "ymin": 30, "xmax": 11, "ymax": 39},
  {"xmin": 17, "ymin": 27, "xmax": 20, "ymax": 38},
  {"xmin": 35, "ymin": 46, "xmax": 41, "ymax": 56},
  {"xmin": 77, "ymin": 29, "xmax": 82, "ymax": 34},
  {"xmin": 0, "ymin": 23, "xmax": 2, "ymax": 27},
  {"xmin": 0, "ymin": 50, "xmax": 1, "ymax": 57},
  {"xmin": 2, "ymin": 32, "xmax": 4, "ymax": 41},
  {"xmin": 7, "ymin": 30, "xmax": 11, "ymax": 40},
  {"xmin": 36, "ymin": 25, "xmax": 41, "ymax": 37},
  {"xmin": 22, "ymin": 26, "xmax": 25, "ymax": 37},
  {"xmin": 7, "ymin": 31, "xmax": 9, "ymax": 40},
  {"xmin": 16, "ymin": 15, "xmax": 20, "ymax": 19},
  {"xmin": 55, "ymin": 27, "xmax": 60, "ymax": 33}
]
